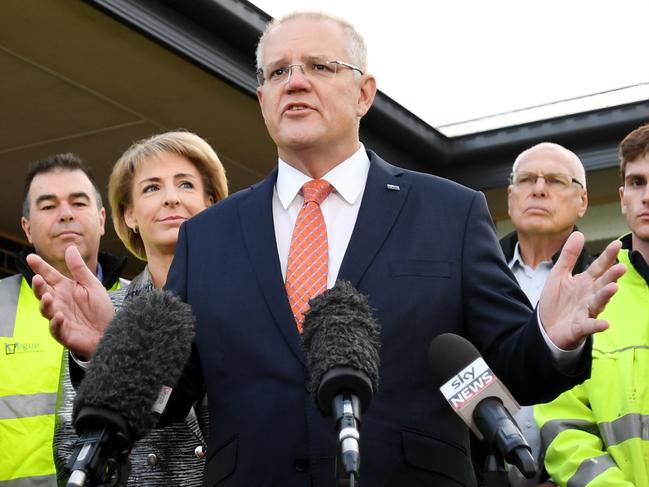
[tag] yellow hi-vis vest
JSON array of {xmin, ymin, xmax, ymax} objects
[
  {"xmin": 0, "ymin": 275, "xmax": 121, "ymax": 485},
  {"xmin": 536, "ymin": 249, "xmax": 649, "ymax": 486}
]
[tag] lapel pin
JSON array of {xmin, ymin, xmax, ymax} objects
[{"xmin": 386, "ymin": 184, "xmax": 400, "ymax": 191}]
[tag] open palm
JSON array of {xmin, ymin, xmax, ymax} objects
[
  {"xmin": 27, "ymin": 245, "xmax": 115, "ymax": 358},
  {"xmin": 539, "ymin": 232, "xmax": 626, "ymax": 350}
]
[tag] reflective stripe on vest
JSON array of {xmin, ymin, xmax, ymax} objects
[
  {"xmin": 542, "ymin": 413, "xmax": 649, "ymax": 451},
  {"xmin": 540, "ymin": 418, "xmax": 599, "ymax": 450},
  {"xmin": 0, "ymin": 274, "xmax": 21, "ymax": 337},
  {"xmin": 567, "ymin": 454, "xmax": 617, "ymax": 487},
  {"xmin": 600, "ymin": 412, "xmax": 649, "ymax": 446},
  {"xmin": 0, "ymin": 392, "xmax": 57, "ymax": 420},
  {"xmin": 0, "ymin": 474, "xmax": 57, "ymax": 486}
]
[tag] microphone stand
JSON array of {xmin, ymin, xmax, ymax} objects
[
  {"xmin": 473, "ymin": 397, "xmax": 536, "ymax": 486},
  {"xmin": 334, "ymin": 392, "xmax": 361, "ymax": 487},
  {"xmin": 66, "ymin": 408, "xmax": 132, "ymax": 487},
  {"xmin": 66, "ymin": 432, "xmax": 129, "ymax": 487},
  {"xmin": 66, "ymin": 438, "xmax": 129, "ymax": 487},
  {"xmin": 318, "ymin": 367, "xmax": 373, "ymax": 487},
  {"xmin": 482, "ymin": 451, "xmax": 508, "ymax": 487},
  {"xmin": 336, "ymin": 471, "xmax": 357, "ymax": 487}
]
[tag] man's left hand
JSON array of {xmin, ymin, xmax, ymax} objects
[{"xmin": 539, "ymin": 231, "xmax": 626, "ymax": 350}]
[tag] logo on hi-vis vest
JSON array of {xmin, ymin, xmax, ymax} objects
[{"xmin": 4, "ymin": 341, "xmax": 41, "ymax": 355}]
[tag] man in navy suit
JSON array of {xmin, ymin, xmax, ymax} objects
[{"xmin": 30, "ymin": 11, "xmax": 626, "ymax": 487}]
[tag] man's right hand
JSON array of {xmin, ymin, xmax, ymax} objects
[{"xmin": 26, "ymin": 245, "xmax": 115, "ymax": 359}]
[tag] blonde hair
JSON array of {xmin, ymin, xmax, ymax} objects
[{"xmin": 108, "ymin": 131, "xmax": 228, "ymax": 261}]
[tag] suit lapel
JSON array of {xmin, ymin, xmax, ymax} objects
[
  {"xmin": 338, "ymin": 152, "xmax": 409, "ymax": 286},
  {"xmin": 239, "ymin": 169, "xmax": 307, "ymax": 366},
  {"xmin": 238, "ymin": 153, "xmax": 408, "ymax": 364}
]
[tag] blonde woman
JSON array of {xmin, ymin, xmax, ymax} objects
[{"xmin": 54, "ymin": 131, "xmax": 227, "ymax": 485}]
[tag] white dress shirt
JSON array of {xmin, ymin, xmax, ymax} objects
[
  {"xmin": 508, "ymin": 242, "xmax": 553, "ymax": 307},
  {"xmin": 273, "ymin": 144, "xmax": 370, "ymax": 289},
  {"xmin": 507, "ymin": 242, "xmax": 582, "ymax": 366}
]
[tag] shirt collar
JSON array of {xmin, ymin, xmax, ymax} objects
[
  {"xmin": 276, "ymin": 144, "xmax": 370, "ymax": 209},
  {"xmin": 621, "ymin": 233, "xmax": 649, "ymax": 286},
  {"xmin": 508, "ymin": 241, "xmax": 554, "ymax": 271},
  {"xmin": 508, "ymin": 241, "xmax": 525, "ymax": 269},
  {"xmin": 95, "ymin": 261, "xmax": 104, "ymax": 283}
]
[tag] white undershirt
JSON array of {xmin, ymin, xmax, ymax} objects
[
  {"xmin": 272, "ymin": 144, "xmax": 370, "ymax": 289},
  {"xmin": 508, "ymin": 242, "xmax": 553, "ymax": 307},
  {"xmin": 508, "ymin": 242, "xmax": 583, "ymax": 365}
]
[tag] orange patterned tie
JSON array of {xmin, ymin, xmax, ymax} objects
[{"xmin": 285, "ymin": 179, "xmax": 334, "ymax": 332}]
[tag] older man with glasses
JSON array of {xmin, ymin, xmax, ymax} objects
[
  {"xmin": 503, "ymin": 142, "xmax": 591, "ymax": 307},
  {"xmin": 499, "ymin": 142, "xmax": 592, "ymax": 487}
]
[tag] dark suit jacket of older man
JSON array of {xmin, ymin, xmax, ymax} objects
[{"xmin": 163, "ymin": 150, "xmax": 590, "ymax": 487}]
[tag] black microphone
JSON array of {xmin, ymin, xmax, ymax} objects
[
  {"xmin": 302, "ymin": 280, "xmax": 381, "ymax": 487},
  {"xmin": 66, "ymin": 289, "xmax": 195, "ymax": 487},
  {"xmin": 428, "ymin": 333, "xmax": 537, "ymax": 479}
]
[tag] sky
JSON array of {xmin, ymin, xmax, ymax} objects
[{"xmin": 251, "ymin": 0, "xmax": 649, "ymax": 133}]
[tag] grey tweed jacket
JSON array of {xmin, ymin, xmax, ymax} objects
[{"xmin": 54, "ymin": 267, "xmax": 208, "ymax": 486}]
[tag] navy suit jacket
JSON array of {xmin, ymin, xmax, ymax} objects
[{"xmin": 164, "ymin": 151, "xmax": 590, "ymax": 487}]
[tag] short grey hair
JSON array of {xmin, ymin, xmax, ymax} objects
[
  {"xmin": 512, "ymin": 142, "xmax": 587, "ymax": 189},
  {"xmin": 255, "ymin": 11, "xmax": 368, "ymax": 74}
]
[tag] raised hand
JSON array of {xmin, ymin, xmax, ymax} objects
[
  {"xmin": 539, "ymin": 232, "xmax": 627, "ymax": 350},
  {"xmin": 26, "ymin": 245, "xmax": 115, "ymax": 359}
]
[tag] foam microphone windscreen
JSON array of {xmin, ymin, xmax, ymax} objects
[
  {"xmin": 73, "ymin": 289, "xmax": 195, "ymax": 440},
  {"xmin": 302, "ymin": 280, "xmax": 381, "ymax": 412},
  {"xmin": 428, "ymin": 333, "xmax": 481, "ymax": 388}
]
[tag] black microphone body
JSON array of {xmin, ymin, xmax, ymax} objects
[
  {"xmin": 66, "ymin": 408, "xmax": 131, "ymax": 487},
  {"xmin": 429, "ymin": 333, "xmax": 537, "ymax": 480},
  {"xmin": 318, "ymin": 367, "xmax": 372, "ymax": 483},
  {"xmin": 302, "ymin": 281, "xmax": 381, "ymax": 486},
  {"xmin": 67, "ymin": 289, "xmax": 195, "ymax": 486},
  {"xmin": 474, "ymin": 397, "xmax": 536, "ymax": 477}
]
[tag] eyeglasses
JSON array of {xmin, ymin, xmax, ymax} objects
[
  {"xmin": 256, "ymin": 59, "xmax": 363, "ymax": 86},
  {"xmin": 509, "ymin": 171, "xmax": 584, "ymax": 190}
]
